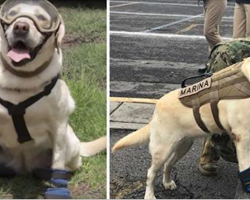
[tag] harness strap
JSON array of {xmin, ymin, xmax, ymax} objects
[
  {"xmin": 1, "ymin": 55, "xmax": 53, "ymax": 78},
  {"xmin": 13, "ymin": 115, "xmax": 33, "ymax": 143},
  {"xmin": 210, "ymin": 100, "xmax": 224, "ymax": 131},
  {"xmin": 0, "ymin": 75, "xmax": 59, "ymax": 143},
  {"xmin": 192, "ymin": 99, "xmax": 209, "ymax": 132},
  {"xmin": 209, "ymin": 80, "xmax": 225, "ymax": 131},
  {"xmin": 234, "ymin": 82, "xmax": 250, "ymax": 96}
]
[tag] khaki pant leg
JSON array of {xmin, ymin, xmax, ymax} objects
[
  {"xmin": 244, "ymin": 4, "xmax": 250, "ymax": 37},
  {"xmin": 233, "ymin": 3, "xmax": 246, "ymax": 38},
  {"xmin": 203, "ymin": 0, "xmax": 227, "ymax": 49}
]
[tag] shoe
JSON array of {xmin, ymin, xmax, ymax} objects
[
  {"xmin": 199, "ymin": 162, "xmax": 218, "ymax": 176},
  {"xmin": 198, "ymin": 66, "xmax": 207, "ymax": 73}
]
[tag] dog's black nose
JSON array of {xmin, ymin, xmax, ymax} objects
[{"xmin": 13, "ymin": 22, "xmax": 29, "ymax": 36}]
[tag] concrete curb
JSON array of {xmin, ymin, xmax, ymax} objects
[{"xmin": 110, "ymin": 101, "xmax": 155, "ymax": 130}]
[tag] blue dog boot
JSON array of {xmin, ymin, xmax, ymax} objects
[
  {"xmin": 33, "ymin": 168, "xmax": 72, "ymax": 180},
  {"xmin": 45, "ymin": 169, "xmax": 72, "ymax": 198},
  {"xmin": 51, "ymin": 169, "xmax": 71, "ymax": 187},
  {"xmin": 239, "ymin": 167, "xmax": 250, "ymax": 193},
  {"xmin": 51, "ymin": 178, "xmax": 68, "ymax": 187},
  {"xmin": 45, "ymin": 188, "xmax": 72, "ymax": 199},
  {"xmin": 51, "ymin": 169, "xmax": 71, "ymax": 180}
]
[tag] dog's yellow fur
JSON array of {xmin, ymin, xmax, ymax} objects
[{"xmin": 113, "ymin": 58, "xmax": 250, "ymax": 199}]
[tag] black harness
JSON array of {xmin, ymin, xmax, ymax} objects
[{"xmin": 0, "ymin": 75, "xmax": 59, "ymax": 144}]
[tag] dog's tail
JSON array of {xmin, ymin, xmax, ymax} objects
[
  {"xmin": 80, "ymin": 136, "xmax": 106, "ymax": 157},
  {"xmin": 112, "ymin": 124, "xmax": 150, "ymax": 152}
]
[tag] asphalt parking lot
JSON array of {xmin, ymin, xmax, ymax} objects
[{"xmin": 110, "ymin": 0, "xmax": 239, "ymax": 199}]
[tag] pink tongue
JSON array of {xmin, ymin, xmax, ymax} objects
[{"xmin": 7, "ymin": 49, "xmax": 31, "ymax": 63}]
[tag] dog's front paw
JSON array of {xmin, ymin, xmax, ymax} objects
[
  {"xmin": 45, "ymin": 169, "xmax": 72, "ymax": 199},
  {"xmin": 163, "ymin": 180, "xmax": 177, "ymax": 190}
]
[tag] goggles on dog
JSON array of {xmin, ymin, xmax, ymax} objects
[{"xmin": 0, "ymin": 0, "xmax": 61, "ymax": 33}]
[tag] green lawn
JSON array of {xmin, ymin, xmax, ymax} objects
[{"xmin": 0, "ymin": 4, "xmax": 107, "ymax": 199}]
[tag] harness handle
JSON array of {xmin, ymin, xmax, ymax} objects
[{"xmin": 181, "ymin": 72, "xmax": 213, "ymax": 88}]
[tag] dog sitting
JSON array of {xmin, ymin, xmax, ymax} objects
[{"xmin": 113, "ymin": 58, "xmax": 250, "ymax": 199}]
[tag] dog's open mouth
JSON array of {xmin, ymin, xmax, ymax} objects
[{"xmin": 7, "ymin": 41, "xmax": 31, "ymax": 63}]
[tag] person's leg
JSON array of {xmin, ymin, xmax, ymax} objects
[
  {"xmin": 204, "ymin": 0, "xmax": 227, "ymax": 49},
  {"xmin": 199, "ymin": 136, "xmax": 220, "ymax": 176},
  {"xmin": 244, "ymin": 4, "xmax": 250, "ymax": 37},
  {"xmin": 233, "ymin": 3, "xmax": 246, "ymax": 38},
  {"xmin": 199, "ymin": 0, "xmax": 227, "ymax": 73}
]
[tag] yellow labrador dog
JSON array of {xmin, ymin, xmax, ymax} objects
[
  {"xmin": 0, "ymin": 0, "xmax": 106, "ymax": 178},
  {"xmin": 113, "ymin": 59, "xmax": 250, "ymax": 199}
]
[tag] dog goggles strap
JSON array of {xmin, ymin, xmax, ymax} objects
[
  {"xmin": 1, "ymin": 56, "xmax": 53, "ymax": 78},
  {"xmin": 239, "ymin": 167, "xmax": 250, "ymax": 192}
]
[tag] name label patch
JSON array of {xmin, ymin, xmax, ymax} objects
[{"xmin": 179, "ymin": 77, "xmax": 212, "ymax": 98}]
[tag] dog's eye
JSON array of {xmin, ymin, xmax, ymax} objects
[
  {"xmin": 36, "ymin": 14, "xmax": 47, "ymax": 21},
  {"xmin": 8, "ymin": 10, "xmax": 17, "ymax": 17}
]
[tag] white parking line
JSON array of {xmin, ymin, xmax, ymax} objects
[
  {"xmin": 110, "ymin": 2, "xmax": 138, "ymax": 8},
  {"xmin": 110, "ymin": 30, "xmax": 231, "ymax": 41},
  {"xmin": 110, "ymin": 1, "xmax": 234, "ymax": 8},
  {"xmin": 143, "ymin": 13, "xmax": 204, "ymax": 32},
  {"xmin": 111, "ymin": 11, "xmax": 198, "ymax": 18},
  {"xmin": 110, "ymin": 1, "xmax": 200, "ymax": 7},
  {"xmin": 110, "ymin": 11, "xmax": 233, "ymax": 21},
  {"xmin": 110, "ymin": 11, "xmax": 234, "ymax": 21}
]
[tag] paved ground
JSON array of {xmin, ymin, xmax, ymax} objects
[
  {"xmin": 110, "ymin": 0, "xmax": 234, "ymax": 98},
  {"xmin": 110, "ymin": 0, "xmax": 240, "ymax": 199}
]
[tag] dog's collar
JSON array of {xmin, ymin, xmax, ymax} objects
[{"xmin": 1, "ymin": 55, "xmax": 53, "ymax": 78}]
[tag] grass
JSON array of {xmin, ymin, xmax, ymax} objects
[
  {"xmin": 0, "ymin": 4, "xmax": 106, "ymax": 199},
  {"xmin": 60, "ymin": 7, "xmax": 106, "ymax": 41}
]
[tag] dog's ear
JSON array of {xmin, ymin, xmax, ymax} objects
[{"xmin": 55, "ymin": 16, "xmax": 65, "ymax": 49}]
